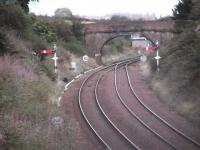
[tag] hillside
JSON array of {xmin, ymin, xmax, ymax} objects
[
  {"xmin": 141, "ymin": 20, "xmax": 200, "ymax": 127},
  {"xmin": 143, "ymin": 0, "xmax": 200, "ymax": 127},
  {"xmin": 0, "ymin": 4, "xmax": 97, "ymax": 149}
]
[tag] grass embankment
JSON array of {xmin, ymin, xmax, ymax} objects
[
  {"xmin": 141, "ymin": 27, "xmax": 200, "ymax": 127},
  {"xmin": 0, "ymin": 56, "xmax": 77, "ymax": 150},
  {"xmin": 0, "ymin": 4, "xmax": 97, "ymax": 149}
]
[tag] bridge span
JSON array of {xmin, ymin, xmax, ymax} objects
[{"xmin": 83, "ymin": 20, "xmax": 175, "ymax": 64}]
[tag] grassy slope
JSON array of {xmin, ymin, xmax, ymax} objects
[
  {"xmin": 0, "ymin": 5, "xmax": 98, "ymax": 150},
  {"xmin": 142, "ymin": 29, "xmax": 200, "ymax": 127}
]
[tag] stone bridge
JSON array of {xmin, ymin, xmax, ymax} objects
[{"xmin": 83, "ymin": 20, "xmax": 175, "ymax": 64}]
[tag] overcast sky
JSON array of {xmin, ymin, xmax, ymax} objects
[{"xmin": 29, "ymin": 0, "xmax": 179, "ymax": 18}]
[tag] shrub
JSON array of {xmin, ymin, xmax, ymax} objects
[
  {"xmin": 64, "ymin": 37, "xmax": 85, "ymax": 55},
  {"xmin": 52, "ymin": 20, "xmax": 73, "ymax": 41},
  {"xmin": 0, "ymin": 56, "xmax": 37, "ymax": 109},
  {"xmin": 0, "ymin": 9, "xmax": 49, "ymax": 56},
  {"xmin": 32, "ymin": 20, "xmax": 57, "ymax": 43},
  {"xmin": 2, "ymin": 127, "xmax": 44, "ymax": 150},
  {"xmin": 0, "ymin": 9, "xmax": 81, "ymax": 149},
  {"xmin": 172, "ymin": 20, "xmax": 196, "ymax": 34},
  {"xmin": 147, "ymin": 27, "xmax": 200, "ymax": 126},
  {"xmin": 3, "ymin": 128, "xmax": 26, "ymax": 150},
  {"xmin": 72, "ymin": 20, "xmax": 83, "ymax": 40},
  {"xmin": 26, "ymin": 31, "xmax": 49, "ymax": 52},
  {"xmin": 0, "ymin": 68, "xmax": 20, "ymax": 109},
  {"xmin": 35, "ymin": 61, "xmax": 56, "ymax": 80},
  {"xmin": 0, "ymin": 5, "xmax": 29, "ymax": 33},
  {"xmin": 0, "ymin": 29, "xmax": 12, "ymax": 55},
  {"xmin": 102, "ymin": 37, "xmax": 131, "ymax": 55},
  {"xmin": 159, "ymin": 31, "xmax": 200, "ymax": 84}
]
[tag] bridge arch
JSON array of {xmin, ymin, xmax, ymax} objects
[
  {"xmin": 83, "ymin": 20, "xmax": 174, "ymax": 64},
  {"xmin": 100, "ymin": 33, "xmax": 157, "ymax": 53},
  {"xmin": 97, "ymin": 33, "xmax": 159, "ymax": 64}
]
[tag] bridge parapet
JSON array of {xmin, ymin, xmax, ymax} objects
[{"xmin": 84, "ymin": 20, "xmax": 175, "ymax": 34}]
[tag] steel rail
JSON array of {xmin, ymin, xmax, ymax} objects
[
  {"xmin": 114, "ymin": 63, "xmax": 179, "ymax": 150},
  {"xmin": 94, "ymin": 58, "xmax": 141, "ymax": 150},
  {"xmin": 125, "ymin": 63, "xmax": 200, "ymax": 148},
  {"xmin": 78, "ymin": 57, "xmax": 140, "ymax": 150}
]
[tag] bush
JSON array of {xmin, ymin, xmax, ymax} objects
[
  {"xmin": 102, "ymin": 37, "xmax": 131, "ymax": 55},
  {"xmin": 0, "ymin": 9, "xmax": 81, "ymax": 149},
  {"xmin": 35, "ymin": 61, "xmax": 56, "ymax": 80},
  {"xmin": 0, "ymin": 56, "xmax": 37, "ymax": 109},
  {"xmin": 26, "ymin": 31, "xmax": 49, "ymax": 52},
  {"xmin": 0, "ymin": 6, "xmax": 49, "ymax": 56},
  {"xmin": 64, "ymin": 37, "xmax": 85, "ymax": 55},
  {"xmin": 52, "ymin": 20, "xmax": 73, "ymax": 41},
  {"xmin": 0, "ymin": 68, "xmax": 20, "ymax": 109},
  {"xmin": 2, "ymin": 127, "xmax": 44, "ymax": 150},
  {"xmin": 159, "ymin": 31, "xmax": 200, "ymax": 84},
  {"xmin": 172, "ymin": 20, "xmax": 196, "ymax": 34},
  {"xmin": 32, "ymin": 20, "xmax": 57, "ymax": 43},
  {"xmin": 0, "ymin": 5, "xmax": 29, "ymax": 33},
  {"xmin": 3, "ymin": 128, "xmax": 26, "ymax": 150},
  {"xmin": 147, "ymin": 28, "xmax": 200, "ymax": 126},
  {"xmin": 72, "ymin": 21, "xmax": 83, "ymax": 40},
  {"xmin": 0, "ymin": 29, "xmax": 12, "ymax": 55}
]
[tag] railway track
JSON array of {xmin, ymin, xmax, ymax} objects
[
  {"xmin": 78, "ymin": 57, "xmax": 140, "ymax": 150},
  {"xmin": 114, "ymin": 63, "xmax": 178, "ymax": 150},
  {"xmin": 77, "ymin": 57, "xmax": 200, "ymax": 150},
  {"xmin": 124, "ymin": 63, "xmax": 200, "ymax": 149}
]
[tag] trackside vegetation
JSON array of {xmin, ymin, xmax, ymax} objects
[
  {"xmin": 144, "ymin": 0, "xmax": 200, "ymax": 127},
  {"xmin": 0, "ymin": 2, "xmax": 96, "ymax": 150}
]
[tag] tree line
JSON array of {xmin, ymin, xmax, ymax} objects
[
  {"xmin": 173, "ymin": 0, "xmax": 200, "ymax": 20},
  {"xmin": 0, "ymin": 0, "xmax": 38, "ymax": 13}
]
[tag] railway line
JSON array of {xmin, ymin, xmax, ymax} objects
[
  {"xmin": 114, "ymin": 63, "xmax": 200, "ymax": 150},
  {"xmin": 78, "ymin": 58, "xmax": 140, "ymax": 150},
  {"xmin": 125, "ymin": 63, "xmax": 200, "ymax": 148},
  {"xmin": 77, "ymin": 57, "xmax": 200, "ymax": 150}
]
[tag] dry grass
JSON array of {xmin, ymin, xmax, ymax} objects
[
  {"xmin": 0, "ymin": 55, "xmax": 79, "ymax": 149},
  {"xmin": 0, "ymin": 5, "xmax": 87, "ymax": 149},
  {"xmin": 102, "ymin": 48, "xmax": 139, "ymax": 65},
  {"xmin": 0, "ymin": 56, "xmax": 37, "ymax": 80},
  {"xmin": 140, "ymin": 60, "xmax": 200, "ymax": 127},
  {"xmin": 139, "ymin": 62, "xmax": 151, "ymax": 78}
]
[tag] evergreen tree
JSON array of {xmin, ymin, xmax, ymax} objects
[
  {"xmin": 0, "ymin": 0, "xmax": 38, "ymax": 13},
  {"xmin": 173, "ymin": 0, "xmax": 193, "ymax": 19},
  {"xmin": 173, "ymin": 0, "xmax": 200, "ymax": 20}
]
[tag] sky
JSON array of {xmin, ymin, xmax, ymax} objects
[{"xmin": 29, "ymin": 0, "xmax": 179, "ymax": 18}]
